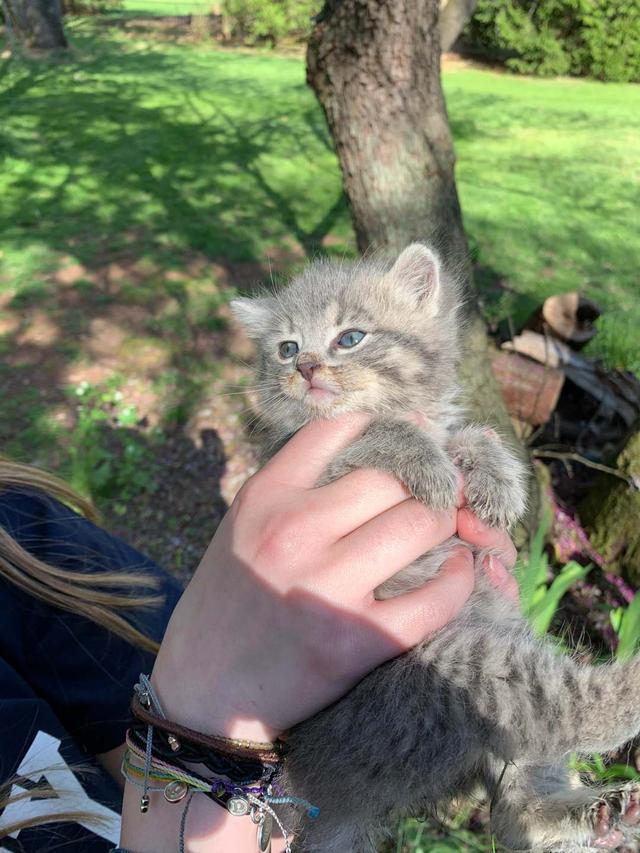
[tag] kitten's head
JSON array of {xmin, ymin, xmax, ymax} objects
[{"xmin": 231, "ymin": 244, "xmax": 462, "ymax": 433}]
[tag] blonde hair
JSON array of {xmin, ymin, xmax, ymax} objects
[
  {"xmin": 0, "ymin": 457, "xmax": 163, "ymax": 654},
  {"xmin": 0, "ymin": 457, "xmax": 167, "ymax": 839}
]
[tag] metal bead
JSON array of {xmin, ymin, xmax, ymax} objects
[
  {"xmin": 163, "ymin": 780, "xmax": 188, "ymax": 803},
  {"xmin": 167, "ymin": 734, "xmax": 181, "ymax": 752},
  {"xmin": 140, "ymin": 794, "xmax": 150, "ymax": 813},
  {"xmin": 227, "ymin": 796, "xmax": 250, "ymax": 816}
]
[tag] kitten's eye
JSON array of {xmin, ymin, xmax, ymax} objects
[
  {"xmin": 337, "ymin": 330, "xmax": 366, "ymax": 348},
  {"xmin": 278, "ymin": 341, "xmax": 299, "ymax": 359}
]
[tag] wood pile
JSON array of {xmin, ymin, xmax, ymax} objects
[
  {"xmin": 491, "ymin": 293, "xmax": 640, "ymax": 465},
  {"xmin": 490, "ymin": 291, "xmax": 640, "ymax": 584}
]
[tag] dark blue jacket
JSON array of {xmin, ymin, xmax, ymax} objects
[{"xmin": 0, "ymin": 488, "xmax": 182, "ymax": 852}]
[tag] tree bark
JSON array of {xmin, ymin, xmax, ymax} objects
[
  {"xmin": 308, "ymin": 0, "xmax": 469, "ymax": 267},
  {"xmin": 440, "ymin": 0, "xmax": 478, "ymax": 52},
  {"xmin": 2, "ymin": 0, "xmax": 67, "ymax": 50},
  {"xmin": 307, "ymin": 0, "xmax": 539, "ymax": 536},
  {"xmin": 580, "ymin": 431, "xmax": 640, "ymax": 585}
]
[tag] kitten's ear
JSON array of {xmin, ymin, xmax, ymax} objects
[
  {"xmin": 389, "ymin": 243, "xmax": 440, "ymax": 309},
  {"xmin": 229, "ymin": 296, "xmax": 276, "ymax": 338}
]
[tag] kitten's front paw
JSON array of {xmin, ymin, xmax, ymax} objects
[
  {"xmin": 406, "ymin": 457, "xmax": 459, "ymax": 511},
  {"xmin": 465, "ymin": 465, "xmax": 523, "ymax": 529},
  {"xmin": 449, "ymin": 426, "xmax": 527, "ymax": 529},
  {"xmin": 324, "ymin": 419, "xmax": 459, "ymax": 512}
]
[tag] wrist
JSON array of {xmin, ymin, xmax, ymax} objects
[
  {"xmin": 120, "ymin": 778, "xmax": 259, "ymax": 853},
  {"xmin": 150, "ymin": 662, "xmax": 282, "ymax": 744}
]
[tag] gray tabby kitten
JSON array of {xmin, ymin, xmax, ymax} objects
[{"xmin": 231, "ymin": 244, "xmax": 640, "ymax": 853}]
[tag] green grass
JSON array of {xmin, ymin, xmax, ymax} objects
[
  {"xmin": 0, "ymin": 27, "xmax": 348, "ymax": 275},
  {"xmin": 0, "ymin": 24, "xmax": 639, "ymax": 474},
  {"xmin": 117, "ymin": 0, "xmax": 216, "ymax": 16},
  {"xmin": 445, "ymin": 69, "xmax": 640, "ymax": 373},
  {"xmin": 1, "ymin": 28, "xmax": 638, "ymax": 370}
]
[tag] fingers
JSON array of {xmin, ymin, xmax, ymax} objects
[
  {"xmin": 482, "ymin": 553, "xmax": 520, "ymax": 602},
  {"xmin": 259, "ymin": 413, "xmax": 371, "ymax": 489},
  {"xmin": 457, "ymin": 508, "xmax": 517, "ymax": 569},
  {"xmin": 312, "ymin": 468, "xmax": 412, "ymax": 538},
  {"xmin": 330, "ymin": 501, "xmax": 457, "ymax": 594},
  {"xmin": 371, "ymin": 547, "xmax": 475, "ymax": 649}
]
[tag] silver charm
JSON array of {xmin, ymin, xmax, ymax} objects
[
  {"xmin": 163, "ymin": 780, "xmax": 188, "ymax": 803},
  {"xmin": 228, "ymin": 796, "xmax": 250, "ymax": 816},
  {"xmin": 167, "ymin": 734, "xmax": 181, "ymax": 752},
  {"xmin": 256, "ymin": 812, "xmax": 273, "ymax": 852}
]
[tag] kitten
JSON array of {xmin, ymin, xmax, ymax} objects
[{"xmin": 231, "ymin": 244, "xmax": 640, "ymax": 853}]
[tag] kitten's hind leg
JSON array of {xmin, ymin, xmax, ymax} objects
[{"xmin": 486, "ymin": 759, "xmax": 640, "ymax": 852}]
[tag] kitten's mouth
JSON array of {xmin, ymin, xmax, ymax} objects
[{"xmin": 304, "ymin": 376, "xmax": 340, "ymax": 404}]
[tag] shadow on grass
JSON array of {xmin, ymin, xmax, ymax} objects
[{"xmin": 0, "ymin": 29, "xmax": 350, "ymax": 521}]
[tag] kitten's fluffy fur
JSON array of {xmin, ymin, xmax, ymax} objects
[{"xmin": 231, "ymin": 245, "xmax": 640, "ymax": 853}]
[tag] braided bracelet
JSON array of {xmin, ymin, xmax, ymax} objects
[{"xmin": 125, "ymin": 674, "xmax": 319, "ymax": 853}]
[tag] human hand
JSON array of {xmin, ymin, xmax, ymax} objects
[
  {"xmin": 151, "ymin": 413, "xmax": 476, "ymax": 742},
  {"xmin": 457, "ymin": 507, "xmax": 520, "ymax": 602}
]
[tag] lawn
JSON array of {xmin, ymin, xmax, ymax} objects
[
  {"xmin": 118, "ymin": 0, "xmax": 212, "ymax": 13},
  {"xmin": 1, "ymin": 19, "xmax": 638, "ymax": 556}
]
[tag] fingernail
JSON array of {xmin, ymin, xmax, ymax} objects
[
  {"xmin": 461, "ymin": 508, "xmax": 489, "ymax": 534},
  {"xmin": 483, "ymin": 554, "xmax": 509, "ymax": 585}
]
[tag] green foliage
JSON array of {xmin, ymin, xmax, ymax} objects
[
  {"xmin": 515, "ymin": 513, "xmax": 589, "ymax": 635},
  {"xmin": 67, "ymin": 380, "xmax": 155, "ymax": 507},
  {"xmin": 392, "ymin": 811, "xmax": 500, "ymax": 852},
  {"xmin": 468, "ymin": 0, "xmax": 640, "ymax": 82},
  {"xmin": 63, "ymin": 0, "xmax": 123, "ymax": 16},
  {"xmin": 571, "ymin": 752, "xmax": 640, "ymax": 782},
  {"xmin": 220, "ymin": 0, "xmax": 319, "ymax": 44},
  {"xmin": 611, "ymin": 591, "xmax": 640, "ymax": 660}
]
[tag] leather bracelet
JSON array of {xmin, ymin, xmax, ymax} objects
[
  {"xmin": 128, "ymin": 722, "xmax": 275, "ymax": 786},
  {"xmin": 131, "ymin": 693, "xmax": 284, "ymax": 764}
]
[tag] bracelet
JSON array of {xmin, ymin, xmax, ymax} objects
[
  {"xmin": 128, "ymin": 720, "xmax": 272, "ymax": 785},
  {"xmin": 125, "ymin": 674, "xmax": 319, "ymax": 853},
  {"xmin": 131, "ymin": 691, "xmax": 284, "ymax": 763}
]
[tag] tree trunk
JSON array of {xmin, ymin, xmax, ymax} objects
[
  {"xmin": 2, "ymin": 0, "xmax": 67, "ymax": 50},
  {"xmin": 440, "ymin": 0, "xmax": 478, "ymax": 52},
  {"xmin": 307, "ymin": 0, "xmax": 539, "ymax": 536},
  {"xmin": 308, "ymin": 0, "xmax": 469, "ymax": 267},
  {"xmin": 580, "ymin": 431, "xmax": 640, "ymax": 585}
]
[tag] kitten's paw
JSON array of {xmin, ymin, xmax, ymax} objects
[
  {"xmin": 325, "ymin": 419, "xmax": 459, "ymax": 511},
  {"xmin": 587, "ymin": 787, "xmax": 640, "ymax": 849},
  {"xmin": 448, "ymin": 426, "xmax": 527, "ymax": 529},
  {"xmin": 547, "ymin": 785, "xmax": 640, "ymax": 851},
  {"xmin": 406, "ymin": 457, "xmax": 459, "ymax": 510}
]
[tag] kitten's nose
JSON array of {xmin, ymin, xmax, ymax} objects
[{"xmin": 296, "ymin": 361, "xmax": 320, "ymax": 382}]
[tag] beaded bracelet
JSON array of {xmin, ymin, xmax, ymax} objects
[{"xmin": 124, "ymin": 674, "xmax": 319, "ymax": 853}]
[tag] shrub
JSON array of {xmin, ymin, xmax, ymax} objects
[
  {"xmin": 467, "ymin": 0, "xmax": 640, "ymax": 82},
  {"xmin": 63, "ymin": 0, "xmax": 122, "ymax": 15},
  {"xmin": 220, "ymin": 0, "xmax": 320, "ymax": 45}
]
